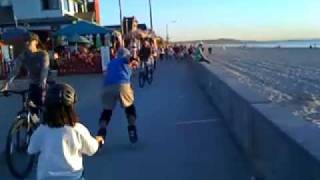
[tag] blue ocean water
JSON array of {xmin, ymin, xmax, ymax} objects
[{"xmin": 212, "ymin": 40, "xmax": 320, "ymax": 48}]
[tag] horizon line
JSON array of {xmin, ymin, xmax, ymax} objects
[{"xmin": 172, "ymin": 38, "xmax": 320, "ymax": 43}]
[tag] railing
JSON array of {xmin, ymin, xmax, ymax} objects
[{"xmin": 57, "ymin": 54, "xmax": 103, "ymax": 76}]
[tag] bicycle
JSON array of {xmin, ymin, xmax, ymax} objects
[
  {"xmin": 1, "ymin": 90, "xmax": 40, "ymax": 179},
  {"xmin": 138, "ymin": 60, "xmax": 154, "ymax": 88}
]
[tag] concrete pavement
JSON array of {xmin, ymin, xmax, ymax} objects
[{"xmin": 0, "ymin": 60, "xmax": 251, "ymax": 180}]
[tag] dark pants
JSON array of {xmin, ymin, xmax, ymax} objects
[
  {"xmin": 28, "ymin": 84, "xmax": 45, "ymax": 114},
  {"xmin": 160, "ymin": 54, "xmax": 164, "ymax": 60},
  {"xmin": 199, "ymin": 57, "xmax": 211, "ymax": 64},
  {"xmin": 99, "ymin": 104, "xmax": 137, "ymax": 127}
]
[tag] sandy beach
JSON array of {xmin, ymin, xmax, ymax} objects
[{"xmin": 206, "ymin": 47, "xmax": 320, "ymax": 125}]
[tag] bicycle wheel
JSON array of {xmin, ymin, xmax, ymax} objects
[{"xmin": 6, "ymin": 117, "xmax": 36, "ymax": 179}]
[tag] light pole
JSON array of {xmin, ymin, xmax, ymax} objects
[
  {"xmin": 118, "ymin": 0, "xmax": 123, "ymax": 34},
  {"xmin": 148, "ymin": 0, "xmax": 153, "ymax": 30},
  {"xmin": 166, "ymin": 24, "xmax": 169, "ymax": 42},
  {"xmin": 166, "ymin": 21, "xmax": 176, "ymax": 43}
]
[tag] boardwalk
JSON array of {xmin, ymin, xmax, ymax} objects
[{"xmin": 0, "ymin": 60, "xmax": 251, "ymax": 180}]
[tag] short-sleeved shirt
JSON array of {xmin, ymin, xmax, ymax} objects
[
  {"xmin": 27, "ymin": 123, "xmax": 99, "ymax": 180},
  {"xmin": 9, "ymin": 50, "xmax": 50, "ymax": 86},
  {"xmin": 103, "ymin": 57, "xmax": 132, "ymax": 86}
]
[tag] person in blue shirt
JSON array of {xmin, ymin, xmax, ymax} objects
[{"xmin": 97, "ymin": 47, "xmax": 139, "ymax": 144}]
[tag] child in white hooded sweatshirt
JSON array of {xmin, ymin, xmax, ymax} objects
[{"xmin": 28, "ymin": 83, "xmax": 104, "ymax": 180}]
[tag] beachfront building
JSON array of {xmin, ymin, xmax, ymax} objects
[
  {"xmin": 123, "ymin": 16, "xmax": 138, "ymax": 34},
  {"xmin": 0, "ymin": 0, "xmax": 101, "ymax": 36},
  {"xmin": 105, "ymin": 17, "xmax": 147, "ymax": 33}
]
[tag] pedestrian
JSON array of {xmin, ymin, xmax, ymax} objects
[
  {"xmin": 160, "ymin": 47, "xmax": 165, "ymax": 61},
  {"xmin": 193, "ymin": 43, "xmax": 210, "ymax": 64},
  {"xmin": 28, "ymin": 83, "xmax": 104, "ymax": 180},
  {"xmin": 97, "ymin": 47, "xmax": 139, "ymax": 144}
]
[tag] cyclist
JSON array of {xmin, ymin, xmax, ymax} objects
[
  {"xmin": 0, "ymin": 32, "xmax": 50, "ymax": 120},
  {"xmin": 97, "ymin": 47, "xmax": 139, "ymax": 144},
  {"xmin": 28, "ymin": 83, "xmax": 104, "ymax": 180},
  {"xmin": 139, "ymin": 40, "xmax": 152, "ymax": 71}
]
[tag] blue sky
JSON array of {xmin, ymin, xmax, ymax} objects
[{"xmin": 99, "ymin": 0, "xmax": 320, "ymax": 41}]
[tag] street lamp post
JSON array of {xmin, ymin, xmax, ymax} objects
[
  {"xmin": 148, "ymin": 0, "xmax": 153, "ymax": 30},
  {"xmin": 118, "ymin": 0, "xmax": 123, "ymax": 34},
  {"xmin": 166, "ymin": 24, "xmax": 169, "ymax": 43}
]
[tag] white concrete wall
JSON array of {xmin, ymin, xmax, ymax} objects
[
  {"xmin": 189, "ymin": 59, "xmax": 320, "ymax": 180},
  {"xmin": 11, "ymin": 0, "xmax": 64, "ymax": 20}
]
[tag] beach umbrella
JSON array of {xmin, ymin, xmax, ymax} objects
[
  {"xmin": 95, "ymin": 34, "xmax": 102, "ymax": 48},
  {"xmin": 1, "ymin": 27, "xmax": 29, "ymax": 44},
  {"xmin": 68, "ymin": 34, "xmax": 91, "ymax": 44},
  {"xmin": 56, "ymin": 21, "xmax": 111, "ymax": 36}
]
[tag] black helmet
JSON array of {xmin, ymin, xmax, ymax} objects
[{"xmin": 45, "ymin": 83, "xmax": 77, "ymax": 106}]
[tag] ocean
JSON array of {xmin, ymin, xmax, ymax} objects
[{"xmin": 210, "ymin": 40, "xmax": 320, "ymax": 48}]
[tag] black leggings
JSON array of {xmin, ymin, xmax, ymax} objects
[
  {"xmin": 199, "ymin": 57, "xmax": 211, "ymax": 64},
  {"xmin": 99, "ymin": 104, "xmax": 137, "ymax": 126},
  {"xmin": 28, "ymin": 84, "xmax": 45, "ymax": 114}
]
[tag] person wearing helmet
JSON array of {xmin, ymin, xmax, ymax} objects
[
  {"xmin": 0, "ymin": 32, "xmax": 50, "ymax": 118},
  {"xmin": 98, "ymin": 47, "xmax": 139, "ymax": 144},
  {"xmin": 27, "ymin": 83, "xmax": 104, "ymax": 180}
]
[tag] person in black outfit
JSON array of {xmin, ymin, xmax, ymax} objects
[{"xmin": 139, "ymin": 40, "xmax": 152, "ymax": 63}]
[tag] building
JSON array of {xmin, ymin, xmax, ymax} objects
[
  {"xmin": 105, "ymin": 16, "xmax": 147, "ymax": 34},
  {"xmin": 105, "ymin": 24, "xmax": 147, "ymax": 33},
  {"xmin": 0, "ymin": 0, "xmax": 101, "ymax": 35}
]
